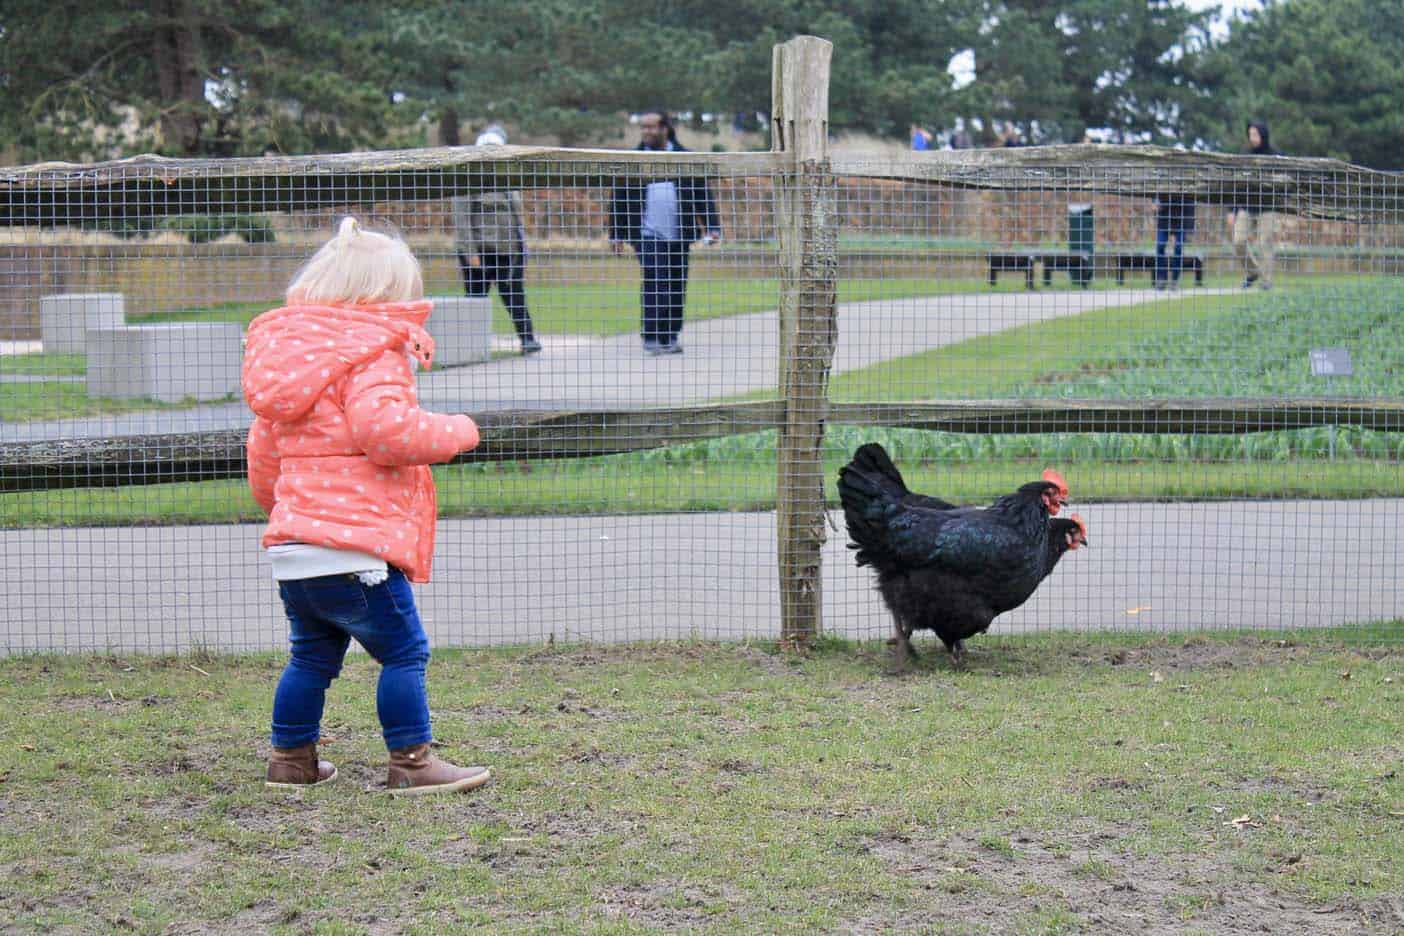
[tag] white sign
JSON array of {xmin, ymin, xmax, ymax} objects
[{"xmin": 1309, "ymin": 348, "xmax": 1353, "ymax": 377}]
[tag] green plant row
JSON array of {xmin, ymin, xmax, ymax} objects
[{"xmin": 4, "ymin": 447, "xmax": 1402, "ymax": 529}]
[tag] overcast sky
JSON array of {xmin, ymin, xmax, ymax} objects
[{"xmin": 1179, "ymin": 0, "xmax": 1264, "ymax": 39}]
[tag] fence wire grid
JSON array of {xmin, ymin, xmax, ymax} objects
[{"xmin": 1, "ymin": 144, "xmax": 1401, "ymax": 653}]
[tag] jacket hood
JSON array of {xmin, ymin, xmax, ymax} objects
[
  {"xmin": 243, "ymin": 300, "xmax": 436, "ymax": 423},
  {"xmin": 1247, "ymin": 120, "xmax": 1272, "ymax": 154}
]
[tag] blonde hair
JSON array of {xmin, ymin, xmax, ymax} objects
[{"xmin": 286, "ymin": 217, "xmax": 424, "ymax": 305}]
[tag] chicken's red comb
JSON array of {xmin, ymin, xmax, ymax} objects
[
  {"xmin": 1041, "ymin": 468, "xmax": 1069, "ymax": 496},
  {"xmin": 1070, "ymin": 513, "xmax": 1087, "ymax": 536}
]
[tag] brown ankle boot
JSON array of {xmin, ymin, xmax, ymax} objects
[
  {"xmin": 265, "ymin": 742, "xmax": 337, "ymax": 788},
  {"xmin": 386, "ymin": 743, "xmax": 490, "ymax": 796}
]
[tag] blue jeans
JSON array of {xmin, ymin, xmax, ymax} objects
[
  {"xmin": 458, "ymin": 249, "xmax": 535, "ymax": 341},
  {"xmin": 1155, "ymin": 220, "xmax": 1187, "ymax": 284},
  {"xmin": 633, "ymin": 237, "xmax": 691, "ymax": 345},
  {"xmin": 271, "ymin": 568, "xmax": 432, "ymax": 751}
]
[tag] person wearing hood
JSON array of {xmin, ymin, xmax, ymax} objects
[
  {"xmin": 1227, "ymin": 120, "xmax": 1278, "ymax": 289},
  {"xmin": 244, "ymin": 217, "xmax": 491, "ymax": 796},
  {"xmin": 451, "ymin": 126, "xmax": 541, "ymax": 353}
]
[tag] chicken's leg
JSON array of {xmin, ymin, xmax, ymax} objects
[
  {"xmin": 890, "ymin": 618, "xmax": 918, "ymax": 667},
  {"xmin": 948, "ymin": 640, "xmax": 966, "ymax": 668}
]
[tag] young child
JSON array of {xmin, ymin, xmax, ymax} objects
[{"xmin": 244, "ymin": 216, "xmax": 489, "ymax": 796}]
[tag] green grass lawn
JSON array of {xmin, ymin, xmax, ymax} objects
[{"xmin": 0, "ymin": 631, "xmax": 1398, "ymax": 933}]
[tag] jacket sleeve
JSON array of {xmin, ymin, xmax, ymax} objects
[
  {"xmin": 608, "ymin": 184, "xmax": 635, "ymax": 243},
  {"xmin": 695, "ymin": 179, "xmax": 721, "ymax": 235},
  {"xmin": 451, "ymin": 196, "xmax": 480, "ymax": 256},
  {"xmin": 246, "ymin": 417, "xmax": 281, "ymax": 514},
  {"xmin": 509, "ymin": 191, "xmax": 528, "ymax": 254},
  {"xmin": 342, "ymin": 351, "xmax": 479, "ymax": 466}
]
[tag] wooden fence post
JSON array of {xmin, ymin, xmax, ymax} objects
[{"xmin": 772, "ymin": 36, "xmax": 837, "ymax": 649}]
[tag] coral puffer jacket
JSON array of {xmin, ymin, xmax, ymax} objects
[{"xmin": 243, "ymin": 300, "xmax": 479, "ymax": 582}]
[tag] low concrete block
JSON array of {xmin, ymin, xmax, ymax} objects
[
  {"xmin": 40, "ymin": 293, "xmax": 125, "ymax": 354},
  {"xmin": 429, "ymin": 296, "xmax": 493, "ymax": 366},
  {"xmin": 86, "ymin": 323, "xmax": 243, "ymax": 403}
]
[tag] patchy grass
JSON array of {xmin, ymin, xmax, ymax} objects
[{"xmin": 0, "ymin": 631, "xmax": 1398, "ymax": 933}]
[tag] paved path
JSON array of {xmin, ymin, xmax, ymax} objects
[
  {"xmin": 5, "ymin": 501, "xmax": 1400, "ymax": 654},
  {"xmin": 2, "ymin": 287, "xmax": 1231, "ymax": 442}
]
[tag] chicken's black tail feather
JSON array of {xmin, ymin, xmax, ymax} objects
[
  {"xmin": 838, "ymin": 445, "xmax": 905, "ymax": 569},
  {"xmin": 847, "ymin": 443, "xmax": 910, "ymax": 500}
]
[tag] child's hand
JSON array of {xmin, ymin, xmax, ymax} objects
[{"xmin": 452, "ymin": 415, "xmax": 481, "ymax": 454}]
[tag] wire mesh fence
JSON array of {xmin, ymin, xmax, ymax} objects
[{"xmin": 2, "ymin": 123, "xmax": 1401, "ymax": 653}]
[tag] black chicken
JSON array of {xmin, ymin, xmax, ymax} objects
[{"xmin": 838, "ymin": 443, "xmax": 1086, "ymax": 667}]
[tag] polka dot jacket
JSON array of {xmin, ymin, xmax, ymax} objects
[{"xmin": 243, "ymin": 301, "xmax": 480, "ymax": 583}]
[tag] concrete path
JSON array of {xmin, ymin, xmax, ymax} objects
[
  {"xmin": 5, "ymin": 500, "xmax": 1400, "ymax": 654},
  {"xmin": 1, "ymin": 287, "xmax": 1231, "ymax": 442}
]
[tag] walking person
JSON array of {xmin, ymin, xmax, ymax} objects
[
  {"xmin": 608, "ymin": 109, "xmax": 722, "ymax": 355},
  {"xmin": 1154, "ymin": 193, "xmax": 1196, "ymax": 290},
  {"xmin": 1227, "ymin": 120, "xmax": 1278, "ymax": 290},
  {"xmin": 244, "ymin": 216, "xmax": 491, "ymax": 796},
  {"xmin": 453, "ymin": 126, "xmax": 541, "ymax": 353}
]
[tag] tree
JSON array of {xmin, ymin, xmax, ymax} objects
[
  {"xmin": 1207, "ymin": 0, "xmax": 1404, "ymax": 168},
  {"xmin": 0, "ymin": 0, "xmax": 410, "ymax": 161},
  {"xmin": 383, "ymin": 1, "xmax": 711, "ymax": 148},
  {"xmin": 960, "ymin": 0, "xmax": 1219, "ymax": 144},
  {"xmin": 0, "ymin": 0, "xmax": 1243, "ymax": 161},
  {"xmin": 671, "ymin": 0, "xmax": 974, "ymax": 140}
]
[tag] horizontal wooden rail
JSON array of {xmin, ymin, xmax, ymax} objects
[
  {"xmin": 3, "ymin": 398, "xmax": 1402, "ymax": 494},
  {"xmin": 4, "ymin": 145, "xmax": 1399, "ymax": 224}
]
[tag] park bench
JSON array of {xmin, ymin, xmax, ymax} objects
[
  {"xmin": 87, "ymin": 323, "xmax": 243, "ymax": 403},
  {"xmin": 1109, "ymin": 251, "xmax": 1205, "ymax": 286},
  {"xmin": 987, "ymin": 250, "xmax": 1092, "ymax": 289}
]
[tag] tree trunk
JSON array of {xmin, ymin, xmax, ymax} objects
[
  {"xmin": 439, "ymin": 107, "xmax": 461, "ymax": 147},
  {"xmin": 151, "ymin": 0, "xmax": 207, "ymax": 155}
]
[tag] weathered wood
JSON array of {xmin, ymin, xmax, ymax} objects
[
  {"xmin": 2, "ymin": 398, "xmax": 1400, "ymax": 494},
  {"xmin": 833, "ymin": 145, "xmax": 1404, "ymax": 221},
  {"xmin": 773, "ymin": 36, "xmax": 837, "ymax": 648},
  {"xmin": 5, "ymin": 142, "xmax": 1397, "ymax": 226},
  {"xmin": 0, "ymin": 148, "xmax": 782, "ymax": 225},
  {"xmin": 0, "ymin": 402, "xmax": 786, "ymax": 493}
]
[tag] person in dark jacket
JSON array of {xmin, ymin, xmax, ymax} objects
[
  {"xmin": 452, "ymin": 126, "xmax": 541, "ymax": 353},
  {"xmin": 1154, "ymin": 193, "xmax": 1196, "ymax": 290},
  {"xmin": 1226, "ymin": 120, "xmax": 1278, "ymax": 289},
  {"xmin": 608, "ymin": 109, "xmax": 722, "ymax": 355}
]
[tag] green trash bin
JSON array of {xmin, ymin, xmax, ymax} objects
[{"xmin": 1068, "ymin": 203, "xmax": 1094, "ymax": 287}]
